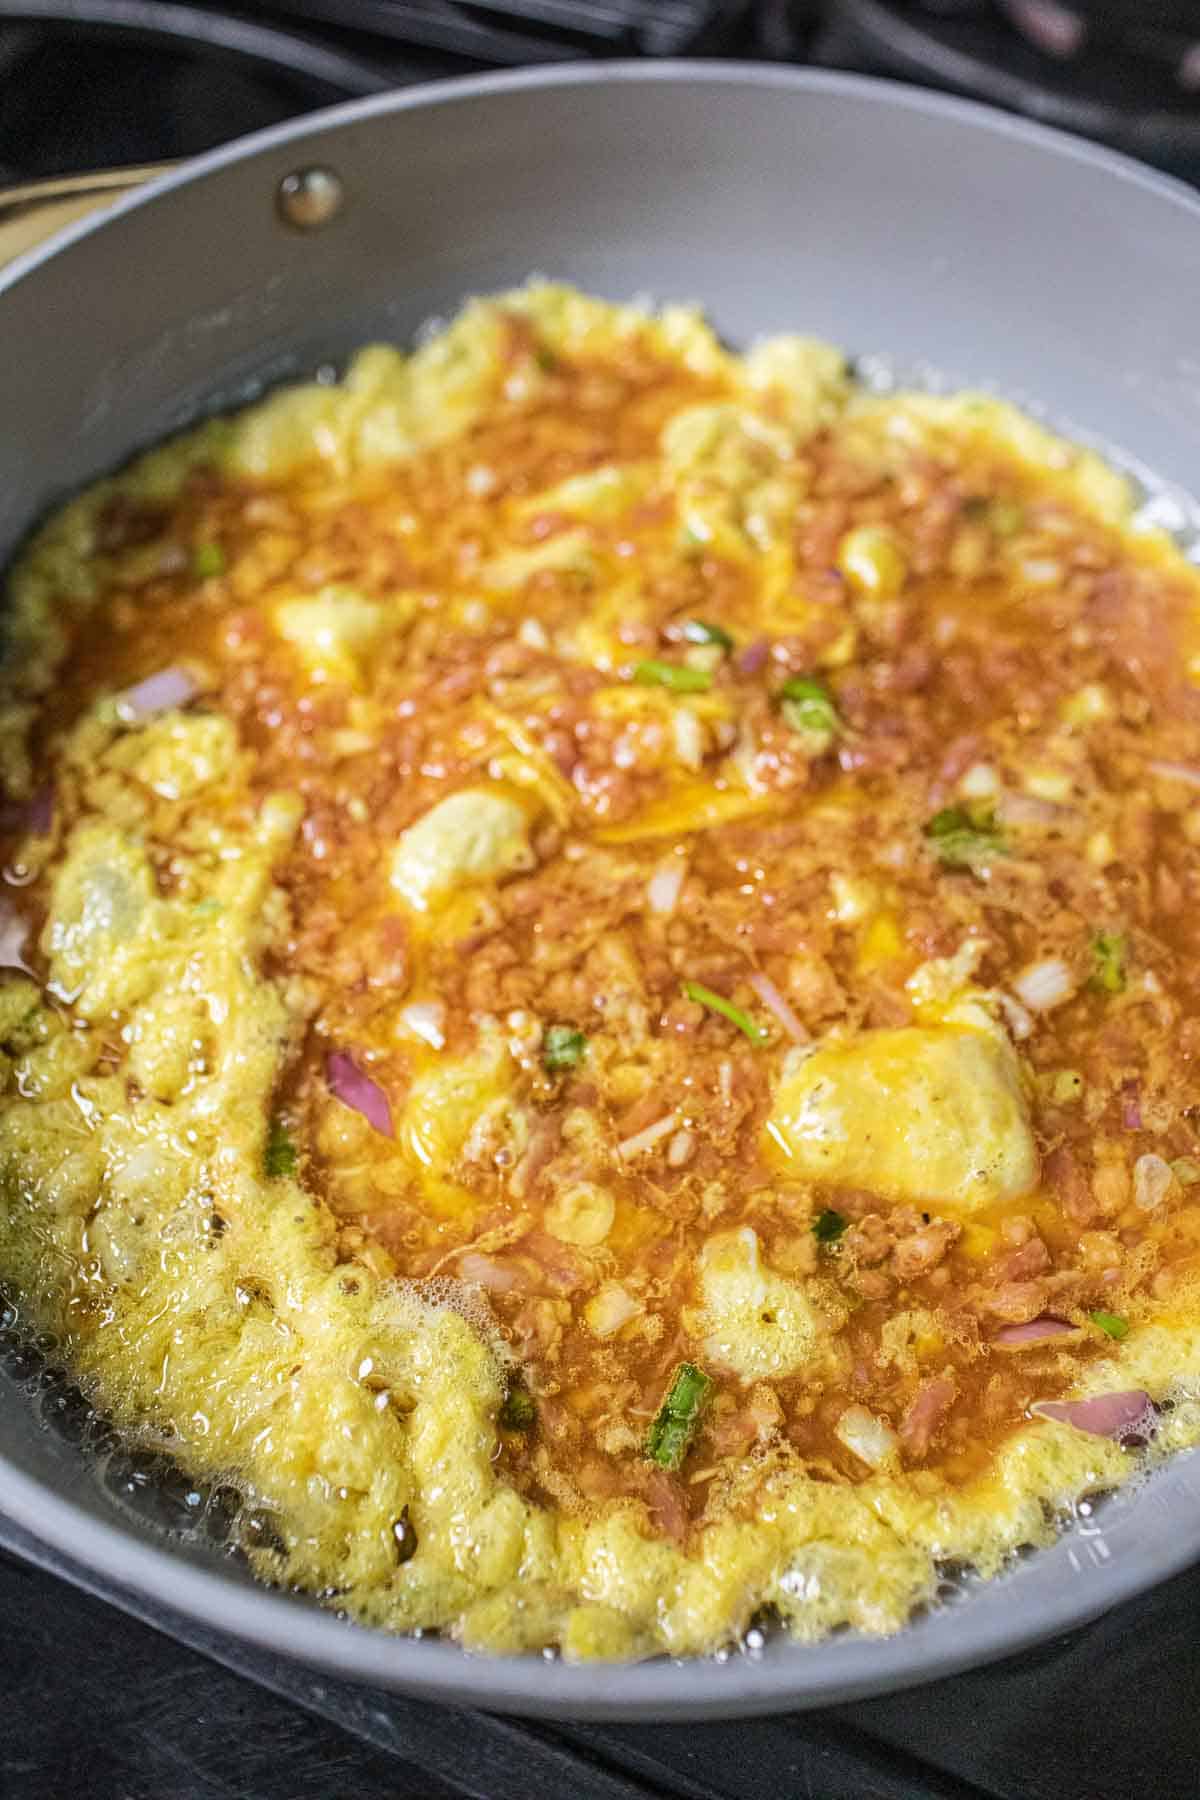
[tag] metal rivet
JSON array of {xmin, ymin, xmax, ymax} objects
[{"xmin": 277, "ymin": 166, "xmax": 344, "ymax": 231}]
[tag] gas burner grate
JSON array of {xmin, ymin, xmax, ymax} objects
[{"xmin": 815, "ymin": 0, "xmax": 1200, "ymax": 177}]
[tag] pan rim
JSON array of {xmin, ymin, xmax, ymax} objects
[{"xmin": 2, "ymin": 57, "xmax": 1200, "ymax": 1716}]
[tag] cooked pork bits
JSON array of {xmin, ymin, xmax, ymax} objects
[{"xmin": 2, "ymin": 283, "xmax": 1200, "ymax": 1661}]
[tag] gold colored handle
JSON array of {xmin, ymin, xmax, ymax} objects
[{"xmin": 0, "ymin": 165, "xmax": 162, "ymax": 270}]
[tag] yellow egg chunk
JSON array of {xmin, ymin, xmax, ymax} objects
[
  {"xmin": 765, "ymin": 1026, "xmax": 1039, "ymax": 1211},
  {"xmin": 698, "ymin": 1226, "xmax": 823, "ymax": 1380},
  {"xmin": 389, "ymin": 787, "xmax": 534, "ymax": 911}
]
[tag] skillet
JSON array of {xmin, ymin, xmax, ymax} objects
[{"xmin": 1, "ymin": 62, "xmax": 1200, "ymax": 1719}]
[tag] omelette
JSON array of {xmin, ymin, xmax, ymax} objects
[{"xmin": 0, "ymin": 283, "xmax": 1198, "ymax": 1660}]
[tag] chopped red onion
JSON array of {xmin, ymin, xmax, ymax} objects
[
  {"xmin": 993, "ymin": 1315, "xmax": 1077, "ymax": 1347},
  {"xmin": 458, "ymin": 1251, "xmax": 521, "ymax": 1293},
  {"xmin": 1032, "ymin": 1390, "xmax": 1155, "ymax": 1441},
  {"xmin": 616, "ymin": 1112, "xmax": 679, "ymax": 1160},
  {"xmin": 0, "ymin": 900, "xmax": 29, "ymax": 973},
  {"xmin": 325, "ymin": 1051, "xmax": 394, "ymax": 1138},
  {"xmin": 737, "ymin": 638, "xmax": 769, "ymax": 676},
  {"xmin": 747, "ymin": 971, "xmax": 809, "ymax": 1045},
  {"xmin": 115, "ymin": 667, "xmax": 197, "ymax": 720},
  {"xmin": 1146, "ymin": 758, "xmax": 1200, "ymax": 791},
  {"xmin": 1120, "ymin": 1083, "xmax": 1143, "ymax": 1131},
  {"xmin": 25, "ymin": 786, "xmax": 53, "ymax": 837}
]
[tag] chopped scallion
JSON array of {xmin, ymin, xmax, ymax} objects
[
  {"xmin": 812, "ymin": 1209, "xmax": 848, "ymax": 1245},
  {"xmin": 646, "ymin": 1361, "xmax": 713, "ymax": 1472},
  {"xmin": 191, "ymin": 542, "xmax": 226, "ymax": 580},
  {"xmin": 1090, "ymin": 1310, "xmax": 1129, "ymax": 1341},
  {"xmin": 778, "ymin": 674, "xmax": 840, "ymax": 748},
  {"xmin": 1171, "ymin": 1156, "xmax": 1200, "ymax": 1187},
  {"xmin": 681, "ymin": 619, "xmax": 733, "ymax": 651},
  {"xmin": 923, "ymin": 805, "xmax": 1005, "ymax": 870},
  {"xmin": 633, "ymin": 659, "xmax": 713, "ymax": 694},
  {"xmin": 543, "ymin": 1024, "xmax": 587, "ymax": 1073},
  {"xmin": 263, "ymin": 1118, "xmax": 297, "ymax": 1179},
  {"xmin": 1090, "ymin": 930, "xmax": 1127, "ymax": 995},
  {"xmin": 682, "ymin": 979, "xmax": 767, "ymax": 1044},
  {"xmin": 499, "ymin": 1384, "xmax": 537, "ymax": 1431}
]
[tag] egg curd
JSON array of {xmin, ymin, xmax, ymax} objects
[{"xmin": 2, "ymin": 284, "xmax": 1200, "ymax": 1660}]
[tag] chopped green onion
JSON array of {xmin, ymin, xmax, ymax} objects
[
  {"xmin": 1171, "ymin": 1156, "xmax": 1200, "ymax": 1187},
  {"xmin": 778, "ymin": 674, "xmax": 840, "ymax": 748},
  {"xmin": 1090, "ymin": 931, "xmax": 1127, "ymax": 995},
  {"xmin": 263, "ymin": 1118, "xmax": 297, "ymax": 1179},
  {"xmin": 191, "ymin": 542, "xmax": 225, "ymax": 580},
  {"xmin": 682, "ymin": 980, "xmax": 767, "ymax": 1044},
  {"xmin": 499, "ymin": 1384, "xmax": 537, "ymax": 1431},
  {"xmin": 812, "ymin": 1209, "xmax": 848, "ymax": 1245},
  {"xmin": 923, "ymin": 805, "xmax": 1005, "ymax": 870},
  {"xmin": 681, "ymin": 619, "xmax": 733, "ymax": 651},
  {"xmin": 633, "ymin": 659, "xmax": 713, "ymax": 694},
  {"xmin": 1090, "ymin": 1310, "xmax": 1129, "ymax": 1341},
  {"xmin": 646, "ymin": 1361, "xmax": 713, "ymax": 1472},
  {"xmin": 990, "ymin": 500, "xmax": 1026, "ymax": 536},
  {"xmin": 543, "ymin": 1024, "xmax": 587, "ymax": 1073}
]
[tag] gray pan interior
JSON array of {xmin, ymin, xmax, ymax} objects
[{"xmin": 1, "ymin": 63, "xmax": 1200, "ymax": 1719}]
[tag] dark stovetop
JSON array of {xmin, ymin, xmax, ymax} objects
[{"xmin": 3, "ymin": 8, "xmax": 1200, "ymax": 1798}]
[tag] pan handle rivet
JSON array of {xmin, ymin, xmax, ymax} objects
[{"xmin": 277, "ymin": 166, "xmax": 344, "ymax": 231}]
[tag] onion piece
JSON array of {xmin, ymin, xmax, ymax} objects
[
  {"xmin": 993, "ymin": 1315, "xmax": 1078, "ymax": 1348},
  {"xmin": 1121, "ymin": 1084, "xmax": 1143, "ymax": 1132},
  {"xmin": 616, "ymin": 1112, "xmax": 679, "ymax": 1160},
  {"xmin": 115, "ymin": 666, "xmax": 197, "ymax": 720},
  {"xmin": 458, "ymin": 1251, "xmax": 521, "ymax": 1293},
  {"xmin": 1146, "ymin": 758, "xmax": 1200, "ymax": 791},
  {"xmin": 737, "ymin": 638, "xmax": 769, "ymax": 675},
  {"xmin": 1011, "ymin": 957, "xmax": 1075, "ymax": 1013},
  {"xmin": 398, "ymin": 1002, "xmax": 446, "ymax": 1050},
  {"xmin": 0, "ymin": 900, "xmax": 29, "ymax": 972},
  {"xmin": 647, "ymin": 860, "xmax": 686, "ymax": 917},
  {"xmin": 995, "ymin": 791, "xmax": 1075, "ymax": 829},
  {"xmin": 747, "ymin": 971, "xmax": 808, "ymax": 1045},
  {"xmin": 25, "ymin": 786, "xmax": 53, "ymax": 837},
  {"xmin": 1032, "ymin": 1390, "xmax": 1155, "ymax": 1441},
  {"xmin": 835, "ymin": 1404, "xmax": 899, "ymax": 1469},
  {"xmin": 584, "ymin": 1280, "xmax": 643, "ymax": 1339},
  {"xmin": 1133, "ymin": 1152, "xmax": 1174, "ymax": 1212},
  {"xmin": 325, "ymin": 1050, "xmax": 394, "ymax": 1138}
]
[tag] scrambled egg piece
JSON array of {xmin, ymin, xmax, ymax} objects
[
  {"xmin": 274, "ymin": 587, "xmax": 397, "ymax": 683},
  {"xmin": 698, "ymin": 1227, "xmax": 823, "ymax": 1380},
  {"xmin": 765, "ymin": 1023, "xmax": 1038, "ymax": 1211},
  {"xmin": 389, "ymin": 787, "xmax": 534, "ymax": 912}
]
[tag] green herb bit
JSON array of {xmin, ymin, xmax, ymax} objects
[
  {"xmin": 990, "ymin": 500, "xmax": 1026, "ymax": 536},
  {"xmin": 633, "ymin": 659, "xmax": 713, "ymax": 694},
  {"xmin": 778, "ymin": 674, "xmax": 840, "ymax": 748},
  {"xmin": 264, "ymin": 1118, "xmax": 297, "ymax": 1179},
  {"xmin": 1090, "ymin": 931, "xmax": 1127, "ymax": 995},
  {"xmin": 191, "ymin": 542, "xmax": 226, "ymax": 580},
  {"xmin": 646, "ymin": 1361, "xmax": 713, "ymax": 1472},
  {"xmin": 1090, "ymin": 1310, "xmax": 1129, "ymax": 1341},
  {"xmin": 812, "ymin": 1209, "xmax": 848, "ymax": 1245},
  {"xmin": 499, "ymin": 1384, "xmax": 537, "ymax": 1431},
  {"xmin": 682, "ymin": 980, "xmax": 767, "ymax": 1044},
  {"xmin": 543, "ymin": 1024, "xmax": 587, "ymax": 1073},
  {"xmin": 923, "ymin": 805, "xmax": 1005, "ymax": 870},
  {"xmin": 681, "ymin": 619, "xmax": 733, "ymax": 651},
  {"xmin": 1171, "ymin": 1156, "xmax": 1200, "ymax": 1187}
]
